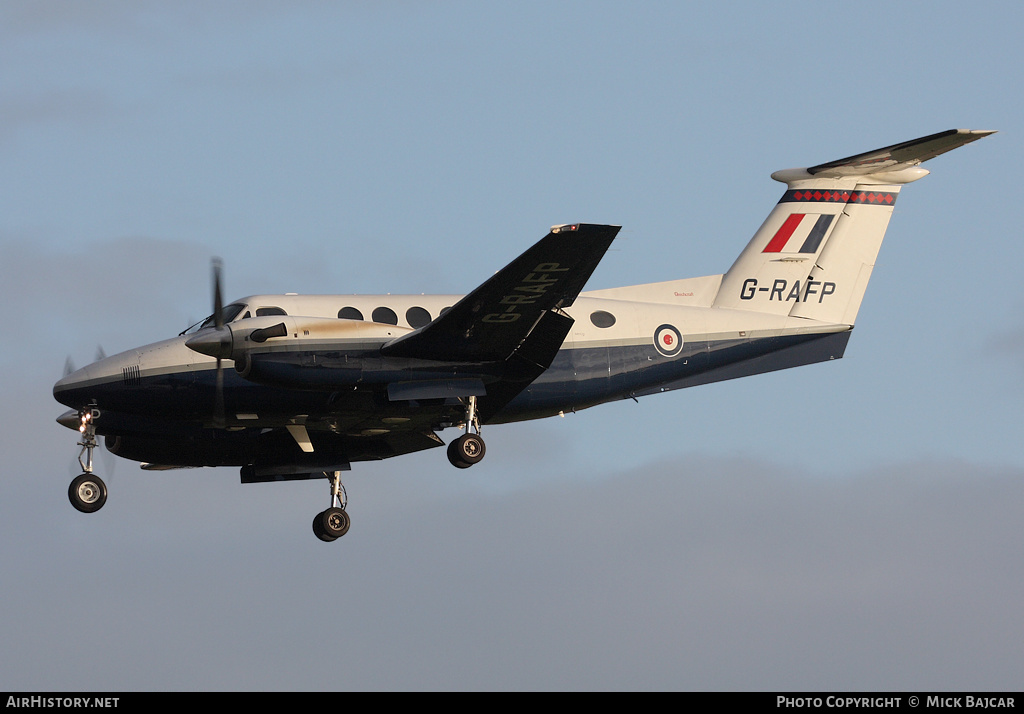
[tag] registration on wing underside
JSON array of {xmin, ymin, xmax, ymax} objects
[{"xmin": 380, "ymin": 223, "xmax": 620, "ymax": 363}]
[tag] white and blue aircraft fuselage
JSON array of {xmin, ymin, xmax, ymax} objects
[{"xmin": 54, "ymin": 129, "xmax": 995, "ymax": 541}]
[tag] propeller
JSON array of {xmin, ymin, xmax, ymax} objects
[
  {"xmin": 62, "ymin": 347, "xmax": 105, "ymax": 380},
  {"xmin": 183, "ymin": 259, "xmax": 230, "ymax": 428},
  {"xmin": 212, "ymin": 257, "xmax": 224, "ymax": 330},
  {"xmin": 211, "ymin": 258, "xmax": 226, "ymax": 428}
]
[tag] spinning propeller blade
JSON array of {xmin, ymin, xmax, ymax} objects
[
  {"xmin": 211, "ymin": 258, "xmax": 226, "ymax": 428},
  {"xmin": 212, "ymin": 257, "xmax": 224, "ymax": 330}
]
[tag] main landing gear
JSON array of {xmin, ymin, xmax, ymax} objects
[
  {"xmin": 313, "ymin": 470, "xmax": 351, "ymax": 542},
  {"xmin": 68, "ymin": 408, "xmax": 107, "ymax": 514},
  {"xmin": 447, "ymin": 395, "xmax": 486, "ymax": 469}
]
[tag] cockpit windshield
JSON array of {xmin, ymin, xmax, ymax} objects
[{"xmin": 180, "ymin": 303, "xmax": 248, "ymax": 335}]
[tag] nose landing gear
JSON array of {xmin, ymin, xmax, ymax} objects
[{"xmin": 68, "ymin": 408, "xmax": 107, "ymax": 513}]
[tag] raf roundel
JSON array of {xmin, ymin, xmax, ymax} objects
[{"xmin": 654, "ymin": 324, "xmax": 683, "ymax": 357}]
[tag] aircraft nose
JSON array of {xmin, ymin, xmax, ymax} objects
[
  {"xmin": 53, "ymin": 336, "xmax": 201, "ymax": 414},
  {"xmin": 53, "ymin": 364, "xmax": 94, "ymax": 407},
  {"xmin": 52, "ymin": 349, "xmax": 140, "ymax": 409}
]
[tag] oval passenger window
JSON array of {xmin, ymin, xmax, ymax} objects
[
  {"xmin": 590, "ymin": 310, "xmax": 616, "ymax": 328},
  {"xmin": 406, "ymin": 306, "xmax": 431, "ymax": 328},
  {"xmin": 372, "ymin": 307, "xmax": 398, "ymax": 325}
]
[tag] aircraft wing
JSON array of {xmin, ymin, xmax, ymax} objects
[{"xmin": 381, "ymin": 223, "xmax": 620, "ymax": 363}]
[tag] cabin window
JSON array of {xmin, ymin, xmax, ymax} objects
[
  {"xmin": 256, "ymin": 307, "xmax": 287, "ymax": 317},
  {"xmin": 406, "ymin": 306, "xmax": 431, "ymax": 328},
  {"xmin": 338, "ymin": 307, "xmax": 364, "ymax": 321},
  {"xmin": 590, "ymin": 310, "xmax": 616, "ymax": 328},
  {"xmin": 372, "ymin": 307, "xmax": 398, "ymax": 325}
]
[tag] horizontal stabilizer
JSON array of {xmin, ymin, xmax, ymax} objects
[{"xmin": 807, "ymin": 129, "xmax": 996, "ymax": 177}]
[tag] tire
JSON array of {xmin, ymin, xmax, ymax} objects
[
  {"xmin": 320, "ymin": 507, "xmax": 350, "ymax": 539},
  {"xmin": 447, "ymin": 440, "xmax": 472, "ymax": 468},
  {"xmin": 449, "ymin": 433, "xmax": 486, "ymax": 467},
  {"xmin": 313, "ymin": 512, "xmax": 338, "ymax": 542},
  {"xmin": 68, "ymin": 473, "xmax": 107, "ymax": 514}
]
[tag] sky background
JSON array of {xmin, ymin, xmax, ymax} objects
[{"xmin": 2, "ymin": 1, "xmax": 1022, "ymax": 691}]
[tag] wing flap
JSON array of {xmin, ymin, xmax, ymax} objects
[
  {"xmin": 387, "ymin": 378, "xmax": 487, "ymax": 402},
  {"xmin": 477, "ymin": 308, "xmax": 575, "ymax": 422}
]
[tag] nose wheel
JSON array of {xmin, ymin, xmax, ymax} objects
[
  {"xmin": 69, "ymin": 472, "xmax": 107, "ymax": 513},
  {"xmin": 68, "ymin": 408, "xmax": 108, "ymax": 514}
]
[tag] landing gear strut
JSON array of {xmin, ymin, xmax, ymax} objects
[
  {"xmin": 447, "ymin": 395, "xmax": 486, "ymax": 468},
  {"xmin": 313, "ymin": 470, "xmax": 350, "ymax": 542},
  {"xmin": 68, "ymin": 408, "xmax": 107, "ymax": 513}
]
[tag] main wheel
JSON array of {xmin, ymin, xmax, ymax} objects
[
  {"xmin": 313, "ymin": 512, "xmax": 338, "ymax": 542},
  {"xmin": 69, "ymin": 473, "xmax": 107, "ymax": 513},
  {"xmin": 447, "ymin": 440, "xmax": 472, "ymax": 468},
  {"xmin": 319, "ymin": 507, "xmax": 351, "ymax": 539},
  {"xmin": 447, "ymin": 433, "xmax": 486, "ymax": 468}
]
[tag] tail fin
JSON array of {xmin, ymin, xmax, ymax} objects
[{"xmin": 713, "ymin": 129, "xmax": 995, "ymax": 325}]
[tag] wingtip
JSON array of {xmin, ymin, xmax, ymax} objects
[{"xmin": 550, "ymin": 223, "xmax": 622, "ymax": 236}]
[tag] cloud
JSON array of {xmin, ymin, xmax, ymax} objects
[
  {"xmin": 5, "ymin": 232, "xmax": 1019, "ymax": 690},
  {"xmin": 2, "ymin": 438, "xmax": 1021, "ymax": 690},
  {"xmin": 988, "ymin": 324, "xmax": 1024, "ymax": 365},
  {"xmin": 0, "ymin": 91, "xmax": 118, "ymax": 146}
]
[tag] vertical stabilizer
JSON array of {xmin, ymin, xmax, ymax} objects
[{"xmin": 712, "ymin": 129, "xmax": 995, "ymax": 325}]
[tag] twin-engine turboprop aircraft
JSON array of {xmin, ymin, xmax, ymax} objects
[{"xmin": 54, "ymin": 129, "xmax": 994, "ymax": 541}]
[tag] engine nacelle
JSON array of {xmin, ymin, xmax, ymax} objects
[{"xmin": 187, "ymin": 316, "xmax": 410, "ymax": 363}]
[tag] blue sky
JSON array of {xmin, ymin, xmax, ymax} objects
[{"xmin": 2, "ymin": 1, "xmax": 1022, "ymax": 691}]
